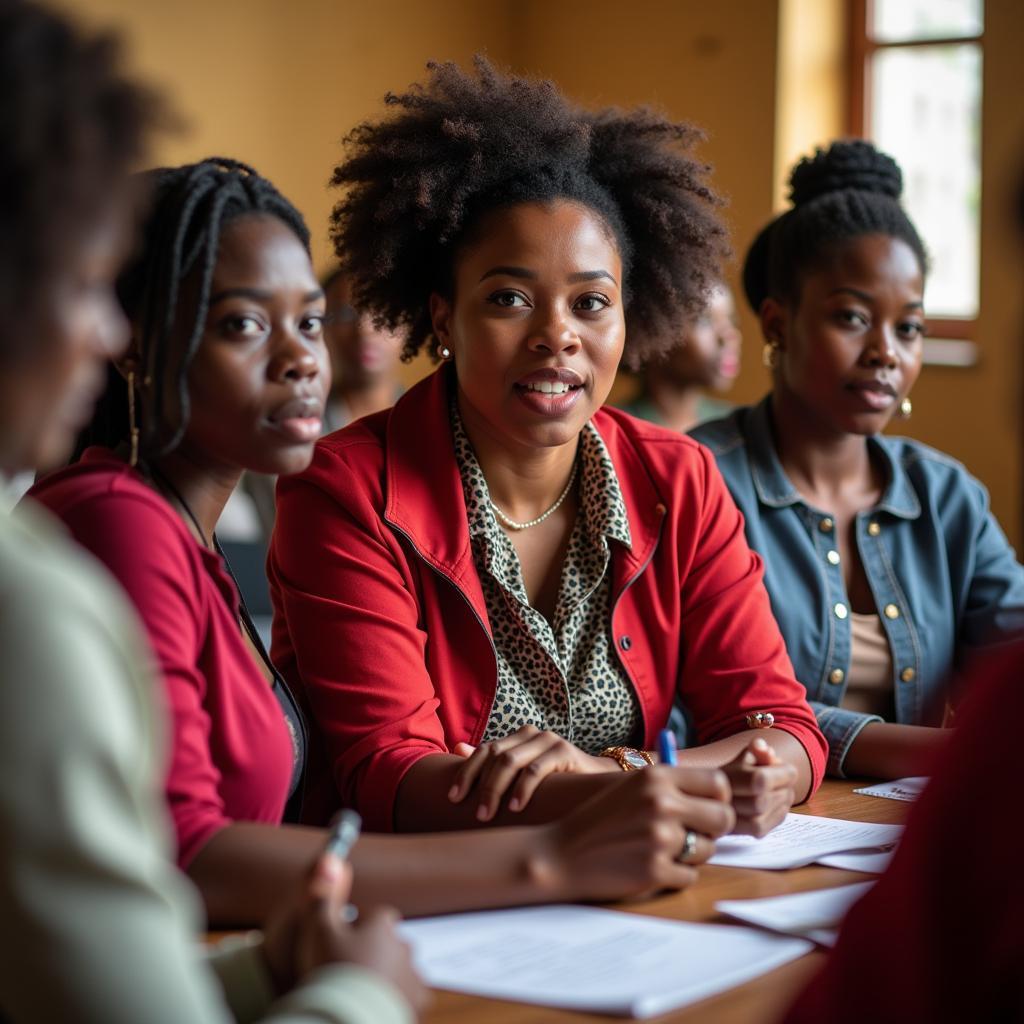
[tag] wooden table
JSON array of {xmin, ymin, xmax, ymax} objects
[{"xmin": 422, "ymin": 780, "xmax": 907, "ymax": 1024}]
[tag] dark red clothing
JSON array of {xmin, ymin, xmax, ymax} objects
[
  {"xmin": 29, "ymin": 452, "xmax": 294, "ymax": 866},
  {"xmin": 782, "ymin": 642, "xmax": 1024, "ymax": 1023},
  {"xmin": 270, "ymin": 367, "xmax": 826, "ymax": 831}
]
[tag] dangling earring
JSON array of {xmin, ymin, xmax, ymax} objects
[
  {"xmin": 127, "ymin": 370, "xmax": 140, "ymax": 467},
  {"xmin": 762, "ymin": 341, "xmax": 780, "ymax": 370},
  {"xmin": 898, "ymin": 396, "xmax": 913, "ymax": 419}
]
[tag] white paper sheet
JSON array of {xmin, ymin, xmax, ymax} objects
[
  {"xmin": 853, "ymin": 776, "xmax": 928, "ymax": 802},
  {"xmin": 399, "ymin": 904, "xmax": 812, "ymax": 1018},
  {"xmin": 708, "ymin": 813, "xmax": 903, "ymax": 869},
  {"xmin": 817, "ymin": 848, "xmax": 894, "ymax": 873},
  {"xmin": 716, "ymin": 881, "xmax": 874, "ymax": 947}
]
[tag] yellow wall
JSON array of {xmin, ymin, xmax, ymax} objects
[
  {"xmin": 59, "ymin": 0, "xmax": 1024, "ymax": 545},
  {"xmin": 59, "ymin": 0, "xmax": 513, "ymax": 271},
  {"xmin": 774, "ymin": 0, "xmax": 845, "ymax": 211}
]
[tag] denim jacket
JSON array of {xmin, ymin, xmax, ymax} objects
[{"xmin": 691, "ymin": 398, "xmax": 1024, "ymax": 776}]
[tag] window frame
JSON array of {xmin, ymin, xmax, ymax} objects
[{"xmin": 847, "ymin": 0, "xmax": 984, "ymax": 344}]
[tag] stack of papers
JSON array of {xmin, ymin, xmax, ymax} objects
[
  {"xmin": 709, "ymin": 814, "xmax": 902, "ymax": 869},
  {"xmin": 399, "ymin": 905, "xmax": 812, "ymax": 1018},
  {"xmin": 817, "ymin": 849, "xmax": 894, "ymax": 873},
  {"xmin": 716, "ymin": 882, "xmax": 874, "ymax": 946},
  {"xmin": 853, "ymin": 776, "xmax": 928, "ymax": 802}
]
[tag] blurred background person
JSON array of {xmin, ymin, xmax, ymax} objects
[
  {"xmin": 620, "ymin": 282, "xmax": 742, "ymax": 431},
  {"xmin": 321, "ymin": 267, "xmax": 405, "ymax": 431}
]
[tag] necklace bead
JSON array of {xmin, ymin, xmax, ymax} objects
[{"xmin": 489, "ymin": 460, "xmax": 579, "ymax": 531}]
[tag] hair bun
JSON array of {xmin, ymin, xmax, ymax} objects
[{"xmin": 788, "ymin": 139, "xmax": 903, "ymax": 207}]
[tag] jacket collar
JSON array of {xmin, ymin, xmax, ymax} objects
[
  {"xmin": 383, "ymin": 366, "xmax": 480, "ymax": 592},
  {"xmin": 383, "ymin": 367, "xmax": 663, "ymax": 599},
  {"xmin": 747, "ymin": 396, "xmax": 920, "ymax": 519}
]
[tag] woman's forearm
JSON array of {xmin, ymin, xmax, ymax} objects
[
  {"xmin": 393, "ymin": 752, "xmax": 617, "ymax": 831},
  {"xmin": 188, "ymin": 818, "xmax": 564, "ymax": 927},
  {"xmin": 187, "ymin": 820, "xmax": 563, "ymax": 927},
  {"xmin": 841, "ymin": 722, "xmax": 949, "ymax": 780},
  {"xmin": 187, "ymin": 822, "xmax": 327, "ymax": 927}
]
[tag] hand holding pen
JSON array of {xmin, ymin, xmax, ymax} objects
[{"xmin": 262, "ymin": 808, "xmax": 427, "ymax": 1012}]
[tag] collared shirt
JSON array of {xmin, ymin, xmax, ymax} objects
[
  {"xmin": 692, "ymin": 397, "xmax": 1024, "ymax": 776},
  {"xmin": 450, "ymin": 406, "xmax": 640, "ymax": 754}
]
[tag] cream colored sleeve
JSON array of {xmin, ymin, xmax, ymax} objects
[
  {"xmin": 0, "ymin": 539, "xmax": 235, "ymax": 1024},
  {"xmin": 0, "ymin": 511, "xmax": 412, "ymax": 1024},
  {"xmin": 207, "ymin": 936, "xmax": 412, "ymax": 1024}
]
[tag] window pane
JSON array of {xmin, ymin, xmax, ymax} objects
[
  {"xmin": 870, "ymin": 44, "xmax": 981, "ymax": 318},
  {"xmin": 872, "ymin": 0, "xmax": 983, "ymax": 43}
]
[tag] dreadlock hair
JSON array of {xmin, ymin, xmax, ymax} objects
[
  {"xmin": 77, "ymin": 158, "xmax": 311, "ymax": 461},
  {"xmin": 742, "ymin": 139, "xmax": 928, "ymax": 316},
  {"xmin": 329, "ymin": 56, "xmax": 728, "ymax": 370},
  {"xmin": 0, "ymin": 0, "xmax": 156, "ymax": 363}
]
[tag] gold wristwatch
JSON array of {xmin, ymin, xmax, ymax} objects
[{"xmin": 599, "ymin": 746, "xmax": 655, "ymax": 771}]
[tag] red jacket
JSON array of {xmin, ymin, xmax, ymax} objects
[
  {"xmin": 30, "ymin": 453, "xmax": 295, "ymax": 865},
  {"xmin": 270, "ymin": 368, "xmax": 826, "ymax": 830}
]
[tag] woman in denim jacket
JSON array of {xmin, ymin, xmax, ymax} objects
[{"xmin": 692, "ymin": 140, "xmax": 1024, "ymax": 779}]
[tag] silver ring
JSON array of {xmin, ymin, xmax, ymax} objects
[{"xmin": 679, "ymin": 829, "xmax": 699, "ymax": 863}]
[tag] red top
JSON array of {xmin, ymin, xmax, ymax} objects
[
  {"xmin": 782, "ymin": 642, "xmax": 1024, "ymax": 1022},
  {"xmin": 270, "ymin": 367, "xmax": 826, "ymax": 831},
  {"xmin": 29, "ymin": 451, "xmax": 294, "ymax": 867}
]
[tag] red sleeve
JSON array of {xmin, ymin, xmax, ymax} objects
[
  {"xmin": 270, "ymin": 444, "xmax": 449, "ymax": 832},
  {"xmin": 677, "ymin": 445, "xmax": 827, "ymax": 790},
  {"xmin": 782, "ymin": 644, "xmax": 1024, "ymax": 1022},
  {"xmin": 52, "ymin": 489, "xmax": 230, "ymax": 865}
]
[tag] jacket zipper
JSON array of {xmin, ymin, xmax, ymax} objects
[
  {"xmin": 386, "ymin": 520, "xmax": 500, "ymax": 742},
  {"xmin": 609, "ymin": 509, "xmax": 666, "ymax": 742}
]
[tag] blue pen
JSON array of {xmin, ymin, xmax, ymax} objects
[{"xmin": 658, "ymin": 728, "xmax": 678, "ymax": 766}]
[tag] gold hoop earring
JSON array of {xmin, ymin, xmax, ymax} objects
[
  {"xmin": 898, "ymin": 396, "xmax": 913, "ymax": 419},
  {"xmin": 762, "ymin": 341, "xmax": 780, "ymax": 370},
  {"xmin": 127, "ymin": 370, "xmax": 140, "ymax": 467}
]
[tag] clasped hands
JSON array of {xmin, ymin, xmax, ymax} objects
[{"xmin": 450, "ymin": 724, "xmax": 797, "ymax": 838}]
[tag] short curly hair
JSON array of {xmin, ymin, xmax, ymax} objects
[
  {"xmin": 329, "ymin": 56, "xmax": 727, "ymax": 369},
  {"xmin": 0, "ymin": 0, "xmax": 157, "ymax": 362},
  {"xmin": 742, "ymin": 139, "xmax": 928, "ymax": 314}
]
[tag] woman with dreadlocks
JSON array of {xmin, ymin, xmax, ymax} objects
[
  {"xmin": 29, "ymin": 156, "xmax": 737, "ymax": 927},
  {"xmin": 270, "ymin": 59, "xmax": 826, "ymax": 841},
  {"xmin": 691, "ymin": 139, "xmax": 1024, "ymax": 781}
]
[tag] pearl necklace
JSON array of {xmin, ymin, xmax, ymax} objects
[{"xmin": 490, "ymin": 460, "xmax": 579, "ymax": 531}]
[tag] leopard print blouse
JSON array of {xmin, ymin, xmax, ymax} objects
[{"xmin": 451, "ymin": 405, "xmax": 642, "ymax": 754}]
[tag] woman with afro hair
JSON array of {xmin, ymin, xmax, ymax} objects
[
  {"xmin": 270, "ymin": 58, "xmax": 827, "ymax": 838},
  {"xmin": 692, "ymin": 140, "xmax": 1024, "ymax": 781}
]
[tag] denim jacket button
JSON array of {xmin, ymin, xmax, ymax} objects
[
  {"xmin": 900, "ymin": 667, "xmax": 916, "ymax": 682},
  {"xmin": 829, "ymin": 668, "xmax": 845, "ymax": 684},
  {"xmin": 819, "ymin": 517, "xmax": 835, "ymax": 533},
  {"xmin": 884, "ymin": 603, "xmax": 900, "ymax": 619},
  {"xmin": 834, "ymin": 603, "xmax": 848, "ymax": 619},
  {"xmin": 867, "ymin": 522, "xmax": 881, "ymax": 536},
  {"xmin": 827, "ymin": 549, "xmax": 840, "ymax": 565}
]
